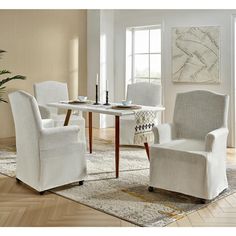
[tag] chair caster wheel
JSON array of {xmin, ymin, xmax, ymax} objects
[
  {"xmin": 16, "ymin": 178, "xmax": 21, "ymax": 184},
  {"xmin": 148, "ymin": 186, "xmax": 154, "ymax": 192},
  {"xmin": 200, "ymin": 199, "xmax": 209, "ymax": 204},
  {"xmin": 79, "ymin": 180, "xmax": 84, "ymax": 186},
  {"xmin": 39, "ymin": 191, "xmax": 45, "ymax": 195}
]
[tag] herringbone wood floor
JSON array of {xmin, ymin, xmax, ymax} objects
[
  {"xmin": 0, "ymin": 173, "xmax": 135, "ymax": 227},
  {"xmin": 0, "ymin": 128, "xmax": 236, "ymax": 227}
]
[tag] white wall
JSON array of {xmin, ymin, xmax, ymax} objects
[
  {"xmin": 87, "ymin": 10, "xmax": 101, "ymax": 127},
  {"xmin": 100, "ymin": 10, "xmax": 115, "ymax": 127},
  {"xmin": 114, "ymin": 10, "xmax": 236, "ymax": 147},
  {"xmin": 87, "ymin": 10, "xmax": 115, "ymax": 128}
]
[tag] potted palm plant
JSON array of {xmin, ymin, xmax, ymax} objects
[{"xmin": 0, "ymin": 49, "xmax": 26, "ymax": 103}]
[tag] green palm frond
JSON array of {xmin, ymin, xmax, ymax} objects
[
  {"xmin": 0, "ymin": 86, "xmax": 6, "ymax": 102},
  {"xmin": 0, "ymin": 98, "xmax": 7, "ymax": 103},
  {"xmin": 0, "ymin": 75, "xmax": 26, "ymax": 87},
  {"xmin": 0, "ymin": 50, "xmax": 6, "ymax": 59},
  {"xmin": 0, "ymin": 70, "xmax": 11, "ymax": 76},
  {"xmin": 0, "ymin": 86, "xmax": 6, "ymax": 92},
  {"xmin": 0, "ymin": 85, "xmax": 7, "ymax": 103},
  {"xmin": 0, "ymin": 49, "xmax": 26, "ymax": 103}
]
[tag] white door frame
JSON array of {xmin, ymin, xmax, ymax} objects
[{"xmin": 231, "ymin": 14, "xmax": 236, "ymax": 148}]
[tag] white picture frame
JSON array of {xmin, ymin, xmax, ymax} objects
[{"xmin": 172, "ymin": 26, "xmax": 220, "ymax": 83}]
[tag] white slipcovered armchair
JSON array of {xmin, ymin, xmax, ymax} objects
[
  {"xmin": 120, "ymin": 82, "xmax": 161, "ymax": 145},
  {"xmin": 9, "ymin": 90, "xmax": 86, "ymax": 194},
  {"xmin": 33, "ymin": 81, "xmax": 86, "ymax": 143},
  {"xmin": 149, "ymin": 90, "xmax": 229, "ymax": 201}
]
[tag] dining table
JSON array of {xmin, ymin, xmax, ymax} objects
[{"xmin": 47, "ymin": 101, "xmax": 165, "ymax": 178}]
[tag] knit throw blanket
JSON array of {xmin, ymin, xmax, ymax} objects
[{"xmin": 134, "ymin": 110, "xmax": 159, "ymax": 145}]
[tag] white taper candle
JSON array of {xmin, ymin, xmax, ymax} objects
[{"xmin": 96, "ymin": 74, "xmax": 98, "ymax": 85}]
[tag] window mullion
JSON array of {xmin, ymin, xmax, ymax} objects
[
  {"xmin": 132, "ymin": 29, "xmax": 135, "ymax": 83},
  {"xmin": 128, "ymin": 26, "xmax": 161, "ymax": 85},
  {"xmin": 148, "ymin": 29, "xmax": 151, "ymax": 83}
]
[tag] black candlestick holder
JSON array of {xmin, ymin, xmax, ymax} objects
[
  {"xmin": 103, "ymin": 90, "xmax": 110, "ymax": 105},
  {"xmin": 93, "ymin": 84, "xmax": 100, "ymax": 105}
]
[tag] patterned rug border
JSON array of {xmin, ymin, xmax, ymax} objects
[
  {"xmin": 51, "ymin": 184, "xmax": 143, "ymax": 227},
  {"xmin": 51, "ymin": 177, "xmax": 236, "ymax": 227}
]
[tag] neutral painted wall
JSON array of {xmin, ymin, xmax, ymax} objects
[
  {"xmin": 87, "ymin": 10, "xmax": 115, "ymax": 128},
  {"xmin": 87, "ymin": 10, "xmax": 101, "ymax": 128},
  {"xmin": 0, "ymin": 10, "xmax": 87, "ymax": 138},
  {"xmin": 100, "ymin": 10, "xmax": 115, "ymax": 128},
  {"xmin": 114, "ymin": 10, "xmax": 236, "ymax": 147}
]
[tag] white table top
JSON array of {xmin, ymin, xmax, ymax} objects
[{"xmin": 47, "ymin": 102, "xmax": 165, "ymax": 117}]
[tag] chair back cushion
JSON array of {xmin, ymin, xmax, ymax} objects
[
  {"xmin": 9, "ymin": 91, "xmax": 41, "ymax": 163},
  {"xmin": 127, "ymin": 82, "xmax": 161, "ymax": 106},
  {"xmin": 173, "ymin": 90, "xmax": 229, "ymax": 140},
  {"xmin": 34, "ymin": 81, "xmax": 69, "ymax": 114}
]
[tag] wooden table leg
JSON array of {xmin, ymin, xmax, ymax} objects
[
  {"xmin": 115, "ymin": 116, "xmax": 120, "ymax": 178},
  {"xmin": 64, "ymin": 109, "xmax": 72, "ymax": 126},
  {"xmin": 89, "ymin": 112, "xmax": 93, "ymax": 154},
  {"xmin": 144, "ymin": 142, "xmax": 150, "ymax": 161}
]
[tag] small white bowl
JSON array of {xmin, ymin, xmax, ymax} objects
[
  {"xmin": 122, "ymin": 100, "xmax": 132, "ymax": 106},
  {"xmin": 78, "ymin": 96, "xmax": 87, "ymax": 102}
]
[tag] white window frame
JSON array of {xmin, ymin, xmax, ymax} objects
[{"xmin": 127, "ymin": 25, "xmax": 161, "ymax": 84}]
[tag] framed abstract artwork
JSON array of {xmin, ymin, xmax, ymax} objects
[{"xmin": 172, "ymin": 26, "xmax": 220, "ymax": 83}]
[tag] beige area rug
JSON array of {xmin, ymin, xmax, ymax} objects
[{"xmin": 1, "ymin": 139, "xmax": 236, "ymax": 227}]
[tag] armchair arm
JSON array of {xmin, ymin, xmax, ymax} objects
[
  {"xmin": 152, "ymin": 123, "xmax": 176, "ymax": 144},
  {"xmin": 38, "ymin": 104, "xmax": 51, "ymax": 119},
  {"xmin": 39, "ymin": 126, "xmax": 80, "ymax": 150},
  {"xmin": 205, "ymin": 128, "xmax": 228, "ymax": 152},
  {"xmin": 42, "ymin": 119, "xmax": 54, "ymax": 128}
]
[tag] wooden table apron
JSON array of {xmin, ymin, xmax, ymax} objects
[{"xmin": 47, "ymin": 102, "xmax": 165, "ymax": 178}]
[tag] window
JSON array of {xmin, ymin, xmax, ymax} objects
[{"xmin": 126, "ymin": 26, "xmax": 161, "ymax": 85}]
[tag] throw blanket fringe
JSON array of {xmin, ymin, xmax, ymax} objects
[
  {"xmin": 134, "ymin": 110, "xmax": 158, "ymax": 145},
  {"xmin": 134, "ymin": 132, "xmax": 154, "ymax": 145}
]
